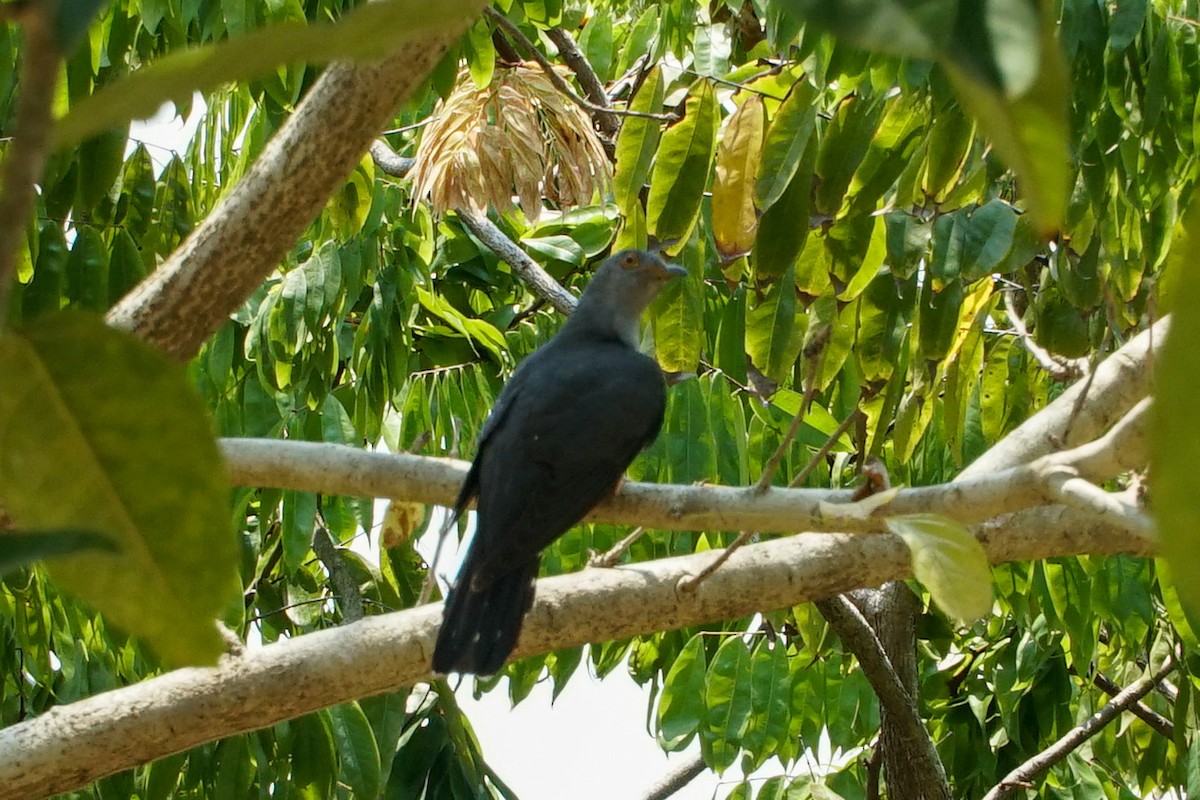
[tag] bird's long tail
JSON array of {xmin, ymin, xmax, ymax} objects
[{"xmin": 432, "ymin": 555, "xmax": 538, "ymax": 675}]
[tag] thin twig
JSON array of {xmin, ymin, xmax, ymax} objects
[
  {"xmin": 755, "ymin": 334, "xmax": 826, "ymax": 492},
  {"xmin": 983, "ymin": 657, "xmax": 1178, "ymax": 800},
  {"xmin": 589, "ymin": 525, "xmax": 646, "ymax": 567},
  {"xmin": 456, "ymin": 207, "xmax": 578, "ymax": 316},
  {"xmin": 816, "ymin": 595, "xmax": 953, "ymax": 800},
  {"xmin": 677, "ymin": 530, "xmax": 753, "ymax": 593},
  {"xmin": 1004, "ymin": 290, "xmax": 1088, "ymax": 383},
  {"xmin": 788, "ymin": 409, "xmax": 860, "ymax": 488},
  {"xmin": 678, "ymin": 66, "xmax": 791, "ymax": 100},
  {"xmin": 417, "ymin": 510, "xmax": 457, "ymax": 606},
  {"xmin": 0, "ymin": 1, "xmax": 60, "ymax": 329},
  {"xmin": 485, "ymin": 7, "xmax": 677, "ymax": 123}
]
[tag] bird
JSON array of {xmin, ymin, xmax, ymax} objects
[{"xmin": 432, "ymin": 249, "xmax": 687, "ymax": 675}]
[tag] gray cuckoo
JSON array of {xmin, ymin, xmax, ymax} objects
[{"xmin": 432, "ymin": 249, "xmax": 686, "ymax": 675}]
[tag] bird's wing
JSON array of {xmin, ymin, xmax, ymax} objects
[
  {"xmin": 465, "ymin": 343, "xmax": 666, "ymax": 587},
  {"xmin": 449, "ymin": 358, "xmax": 532, "ymax": 519}
]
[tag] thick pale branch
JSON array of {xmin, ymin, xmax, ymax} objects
[
  {"xmin": 0, "ymin": 506, "xmax": 1154, "ymax": 799},
  {"xmin": 219, "ymin": 407, "xmax": 1149, "ymax": 535},
  {"xmin": 959, "ymin": 319, "xmax": 1165, "ymax": 479},
  {"xmin": 105, "ymin": 16, "xmax": 481, "ymax": 361}
]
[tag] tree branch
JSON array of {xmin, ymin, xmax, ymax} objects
[
  {"xmin": 104, "ymin": 15, "xmax": 481, "ymax": 361},
  {"xmin": 0, "ymin": 504, "xmax": 1154, "ymax": 799},
  {"xmin": 816, "ymin": 595, "xmax": 952, "ymax": 800},
  {"xmin": 543, "ymin": 26, "xmax": 619, "ymax": 136},
  {"xmin": 369, "ymin": 138, "xmax": 415, "ymax": 178},
  {"xmin": 0, "ymin": 1, "xmax": 58, "ymax": 328},
  {"xmin": 983, "ymin": 657, "xmax": 1177, "ymax": 800},
  {"xmin": 484, "ymin": 7, "xmax": 675, "ymax": 123},
  {"xmin": 637, "ymin": 754, "xmax": 707, "ymax": 800},
  {"xmin": 455, "ymin": 208, "xmax": 579, "ymax": 315},
  {"xmin": 1088, "ymin": 669, "xmax": 1173, "ymax": 739},
  {"xmin": 312, "ymin": 525, "xmax": 364, "ymax": 623},
  {"xmin": 959, "ymin": 318, "xmax": 1165, "ymax": 479},
  {"xmin": 217, "ymin": 400, "xmax": 1150, "ymax": 538}
]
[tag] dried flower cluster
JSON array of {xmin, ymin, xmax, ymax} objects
[{"xmin": 410, "ymin": 64, "xmax": 611, "ymax": 221}]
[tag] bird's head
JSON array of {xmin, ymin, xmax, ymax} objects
[{"xmin": 568, "ymin": 249, "xmax": 689, "ymax": 346}]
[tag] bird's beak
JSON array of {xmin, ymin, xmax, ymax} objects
[{"xmin": 662, "ymin": 264, "xmax": 688, "ymax": 279}]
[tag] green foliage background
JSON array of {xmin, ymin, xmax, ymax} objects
[{"xmin": 0, "ymin": 0, "xmax": 1196, "ymax": 797}]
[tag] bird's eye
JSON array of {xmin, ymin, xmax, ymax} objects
[{"xmin": 621, "ymin": 253, "xmax": 638, "ymax": 269}]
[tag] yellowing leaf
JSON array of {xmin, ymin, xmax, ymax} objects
[
  {"xmin": 886, "ymin": 513, "xmax": 993, "ymax": 623},
  {"xmin": 712, "ymin": 96, "xmax": 765, "ymax": 259},
  {"xmin": 381, "ymin": 500, "xmax": 427, "ymax": 549}
]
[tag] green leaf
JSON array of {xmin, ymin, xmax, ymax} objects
[
  {"xmin": 886, "ymin": 513, "xmax": 993, "ymax": 623},
  {"xmin": 753, "ymin": 128, "xmax": 815, "ymax": 280},
  {"xmin": 917, "ymin": 277, "xmax": 965, "ymax": 361},
  {"xmin": 328, "ymin": 702, "xmax": 382, "ymax": 799},
  {"xmin": 746, "ymin": 265, "xmax": 807, "ymax": 383},
  {"xmin": 650, "ymin": 232, "xmax": 704, "ymax": 374},
  {"xmin": 657, "ymin": 633, "xmax": 708, "ymax": 750},
  {"xmin": 578, "ymin": 7, "xmax": 614, "ymax": 83},
  {"xmin": 463, "ymin": 17, "xmax": 496, "ymax": 88},
  {"xmin": 960, "ymin": 199, "xmax": 1018, "ymax": 281},
  {"xmin": 77, "ymin": 127, "xmax": 129, "ymax": 210},
  {"xmin": 55, "ymin": 0, "xmax": 484, "ymax": 148},
  {"xmin": 0, "ymin": 313, "xmax": 237, "ymax": 665},
  {"xmin": 921, "ymin": 107, "xmax": 975, "ymax": 203},
  {"xmin": 942, "ymin": 4, "xmax": 1069, "ymax": 234},
  {"xmin": 54, "ymin": 0, "xmax": 109, "ymax": 52},
  {"xmin": 613, "ymin": 66, "xmax": 664, "ymax": 212},
  {"xmin": 64, "ymin": 226, "xmax": 109, "ymax": 312},
  {"xmin": 703, "ymin": 635, "xmax": 754, "ymax": 771},
  {"xmin": 142, "ymin": 753, "xmax": 186, "ymax": 800},
  {"xmin": 214, "ymin": 736, "xmax": 253, "ymax": 798},
  {"xmin": 712, "ymin": 96, "xmax": 765, "ymax": 259},
  {"xmin": 739, "ymin": 641, "xmax": 791, "ymax": 768},
  {"xmin": 108, "ymin": 228, "xmax": 148, "ymax": 305},
  {"xmin": 647, "ymin": 80, "xmax": 718, "ymax": 248},
  {"xmin": 615, "ymin": 6, "xmax": 659, "ymax": 76},
  {"xmin": 814, "ymin": 93, "xmax": 884, "ymax": 217},
  {"xmin": 1153, "ymin": 203, "xmax": 1200, "ymax": 626},
  {"xmin": 716, "ymin": 286, "xmax": 748, "ymax": 385},
  {"xmin": 0, "ymin": 529, "xmax": 117, "ymax": 575},
  {"xmin": 292, "ymin": 713, "xmax": 337, "ymax": 796},
  {"xmin": 23, "ymin": 221, "xmax": 68, "ymax": 320},
  {"xmin": 755, "ymin": 81, "xmax": 818, "ymax": 211},
  {"xmin": 1108, "ymin": 0, "xmax": 1147, "ymax": 53}
]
